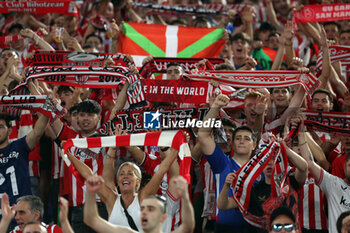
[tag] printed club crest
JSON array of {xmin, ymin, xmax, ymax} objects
[{"xmin": 76, "ymin": 75, "xmax": 89, "ymax": 86}]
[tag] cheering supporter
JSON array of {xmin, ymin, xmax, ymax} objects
[
  {"xmin": 217, "ymin": 128, "xmax": 308, "ymax": 233},
  {"xmin": 62, "ymin": 131, "xmax": 189, "ymax": 232},
  {"xmin": 51, "ymin": 100, "xmax": 110, "ymax": 232},
  {"xmin": 299, "ymin": 118, "xmax": 350, "ymax": 233},
  {"xmin": 0, "ymin": 193, "xmax": 62, "ymax": 233},
  {"xmin": 269, "ymin": 207, "xmax": 298, "ymax": 233},
  {"xmin": 83, "ymin": 175, "xmax": 195, "ymax": 233},
  {"xmin": 196, "ymin": 94, "xmax": 267, "ymax": 233},
  {"xmin": 0, "ymin": 0, "xmax": 350, "ymax": 233}
]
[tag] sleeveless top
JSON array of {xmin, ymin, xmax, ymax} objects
[{"xmin": 108, "ymin": 194, "xmax": 142, "ymax": 231}]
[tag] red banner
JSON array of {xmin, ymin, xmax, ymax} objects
[
  {"xmin": 0, "ymin": 1, "xmax": 78, "ymax": 16},
  {"xmin": 293, "ymin": 4, "xmax": 350, "ymax": 23},
  {"xmin": 142, "ymin": 79, "xmax": 209, "ymax": 104}
]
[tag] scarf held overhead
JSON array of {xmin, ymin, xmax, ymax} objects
[
  {"xmin": 187, "ymin": 70, "xmax": 320, "ymax": 95},
  {"xmin": 62, "ymin": 131, "xmax": 192, "ymax": 183},
  {"xmin": 29, "ymin": 51, "xmax": 135, "ymax": 67},
  {"xmin": 0, "ymin": 95, "xmax": 66, "ymax": 120},
  {"xmin": 0, "ymin": 1, "xmax": 78, "ymax": 16},
  {"xmin": 139, "ymin": 57, "xmax": 224, "ymax": 79},
  {"xmin": 293, "ymin": 3, "xmax": 350, "ymax": 23}
]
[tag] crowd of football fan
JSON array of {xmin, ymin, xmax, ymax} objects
[{"xmin": 0, "ymin": 0, "xmax": 349, "ymax": 233}]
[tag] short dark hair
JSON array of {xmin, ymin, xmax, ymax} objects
[
  {"xmin": 307, "ymin": 61, "xmax": 316, "ymax": 68},
  {"xmin": 69, "ymin": 103, "xmax": 79, "ymax": 114},
  {"xmin": 85, "ymin": 33, "xmax": 103, "ymax": 45},
  {"xmin": 270, "ymin": 87, "xmax": 291, "ymax": 94},
  {"xmin": 230, "ymin": 32, "xmax": 251, "ymax": 45},
  {"xmin": 8, "ymin": 24, "xmax": 24, "ymax": 34},
  {"xmin": 17, "ymin": 195, "xmax": 44, "ymax": 219},
  {"xmin": 57, "ymin": 85, "xmax": 73, "ymax": 96},
  {"xmin": 77, "ymin": 100, "xmax": 101, "ymax": 115},
  {"xmin": 222, "ymin": 118, "xmax": 237, "ymax": 129},
  {"xmin": 268, "ymin": 31, "xmax": 280, "ymax": 40},
  {"xmin": 312, "ymin": 89, "xmax": 333, "ymax": 103},
  {"xmin": 145, "ymin": 195, "xmax": 167, "ymax": 214},
  {"xmin": 167, "ymin": 62, "xmax": 184, "ymax": 73},
  {"xmin": 323, "ymin": 22, "xmax": 341, "ymax": 31},
  {"xmin": 259, "ymin": 22, "xmax": 276, "ymax": 32},
  {"xmin": 0, "ymin": 113, "xmax": 12, "ymax": 128},
  {"xmin": 270, "ymin": 206, "xmax": 296, "ymax": 227},
  {"xmin": 340, "ymin": 29, "xmax": 350, "ymax": 36},
  {"xmin": 232, "ymin": 126, "xmax": 256, "ymax": 142},
  {"xmin": 1, "ymin": 47, "xmax": 20, "ymax": 57},
  {"xmin": 336, "ymin": 210, "xmax": 350, "ymax": 233}
]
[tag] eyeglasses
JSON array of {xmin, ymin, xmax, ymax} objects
[{"xmin": 271, "ymin": 224, "xmax": 296, "ymax": 232}]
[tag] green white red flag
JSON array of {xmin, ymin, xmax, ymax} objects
[{"xmin": 118, "ymin": 22, "xmax": 225, "ymax": 67}]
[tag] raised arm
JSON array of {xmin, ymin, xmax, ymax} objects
[
  {"xmin": 217, "ymin": 173, "xmax": 238, "ymax": 210},
  {"xmin": 305, "ymin": 132, "xmax": 330, "ymax": 171},
  {"xmin": 65, "ymin": 150, "xmax": 116, "ymax": 214},
  {"xmin": 281, "ymin": 140, "xmax": 308, "ymax": 185},
  {"xmin": 0, "ymin": 193, "xmax": 15, "ymax": 233},
  {"xmin": 318, "ymin": 27, "xmax": 331, "ymax": 89},
  {"xmin": 171, "ymin": 176, "xmax": 195, "ymax": 233},
  {"xmin": 25, "ymin": 113, "xmax": 49, "ymax": 150},
  {"xmin": 84, "ymin": 176, "xmax": 136, "ymax": 233},
  {"xmin": 197, "ymin": 94, "xmax": 229, "ymax": 155},
  {"xmin": 59, "ymin": 197, "xmax": 74, "ymax": 233},
  {"xmin": 138, "ymin": 147, "xmax": 178, "ymax": 203},
  {"xmin": 20, "ymin": 28, "xmax": 54, "ymax": 51},
  {"xmin": 298, "ymin": 120, "xmax": 322, "ymax": 181}
]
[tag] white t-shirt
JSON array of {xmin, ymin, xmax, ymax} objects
[{"xmin": 317, "ymin": 169, "xmax": 350, "ymax": 233}]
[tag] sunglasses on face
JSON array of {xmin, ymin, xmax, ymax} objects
[{"xmin": 271, "ymin": 223, "xmax": 296, "ymax": 232}]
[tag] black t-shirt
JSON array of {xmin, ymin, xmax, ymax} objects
[{"xmin": 247, "ymin": 173, "xmax": 300, "ymax": 233}]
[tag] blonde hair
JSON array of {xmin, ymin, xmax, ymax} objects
[{"xmin": 117, "ymin": 162, "xmax": 142, "ymax": 192}]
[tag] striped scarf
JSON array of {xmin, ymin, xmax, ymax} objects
[
  {"xmin": 0, "ymin": 95, "xmax": 66, "ymax": 120},
  {"xmin": 62, "ymin": 131, "xmax": 192, "ymax": 183},
  {"xmin": 232, "ymin": 140, "xmax": 288, "ymax": 228},
  {"xmin": 316, "ymin": 45, "xmax": 350, "ymax": 72},
  {"xmin": 187, "ymin": 70, "xmax": 320, "ymax": 95}
]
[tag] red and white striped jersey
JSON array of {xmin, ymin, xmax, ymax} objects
[
  {"xmin": 51, "ymin": 142, "xmax": 62, "ymax": 179},
  {"xmin": 10, "ymin": 223, "xmax": 63, "ymax": 233},
  {"xmin": 199, "ymin": 156, "xmax": 216, "ymax": 220},
  {"xmin": 58, "ymin": 124, "xmax": 105, "ymax": 206},
  {"xmin": 298, "ymin": 173, "xmax": 328, "ymax": 230}
]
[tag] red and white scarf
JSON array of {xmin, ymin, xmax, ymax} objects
[
  {"xmin": 0, "ymin": 35, "xmax": 22, "ymax": 45},
  {"xmin": 293, "ymin": 3, "xmax": 350, "ymax": 23},
  {"xmin": 139, "ymin": 57, "xmax": 224, "ymax": 79},
  {"xmin": 265, "ymin": 110, "xmax": 350, "ymax": 136},
  {"xmin": 232, "ymin": 140, "xmax": 288, "ymax": 228},
  {"xmin": 0, "ymin": 95, "xmax": 66, "ymax": 120},
  {"xmin": 187, "ymin": 70, "xmax": 320, "ymax": 95},
  {"xmin": 316, "ymin": 45, "xmax": 350, "ymax": 72},
  {"xmin": 62, "ymin": 131, "xmax": 192, "ymax": 183},
  {"xmin": 29, "ymin": 51, "xmax": 135, "ymax": 67},
  {"xmin": 0, "ymin": 1, "xmax": 78, "ymax": 16}
]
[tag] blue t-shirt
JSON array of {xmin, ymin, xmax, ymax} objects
[
  {"xmin": 0, "ymin": 137, "xmax": 31, "ymax": 205},
  {"xmin": 204, "ymin": 145, "xmax": 249, "ymax": 227}
]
